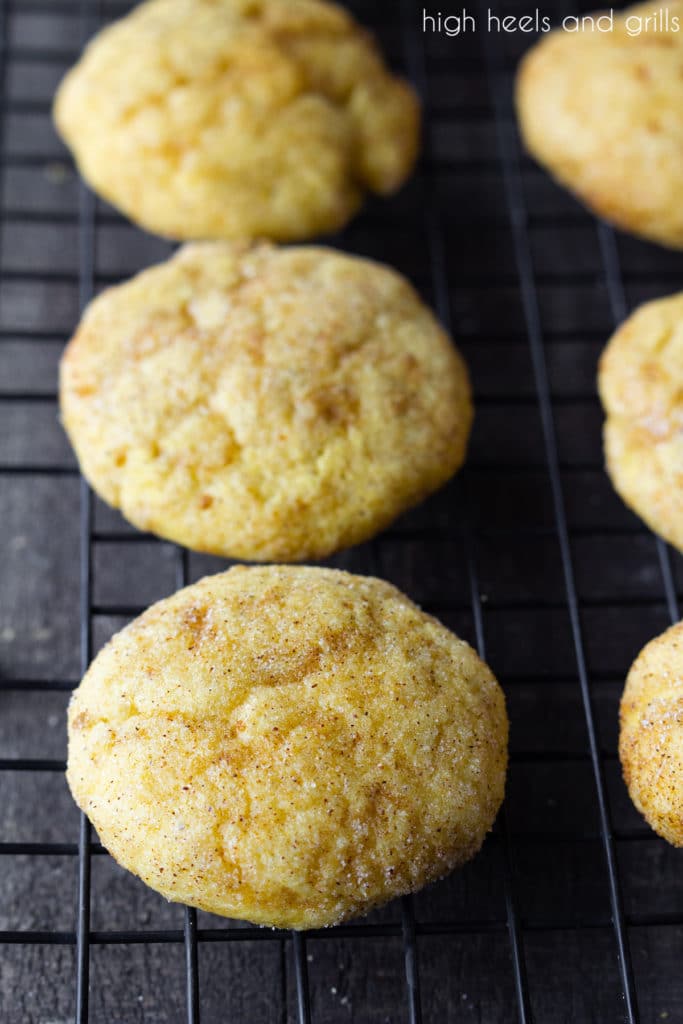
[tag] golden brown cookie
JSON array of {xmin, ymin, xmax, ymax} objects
[
  {"xmin": 620, "ymin": 620, "xmax": 683, "ymax": 845},
  {"xmin": 59, "ymin": 241, "xmax": 473, "ymax": 562},
  {"xmin": 53, "ymin": 0, "xmax": 419, "ymax": 241},
  {"xmin": 67, "ymin": 566, "xmax": 508, "ymax": 929},
  {"xmin": 598, "ymin": 291, "xmax": 683, "ymax": 551},
  {"xmin": 516, "ymin": 1, "xmax": 683, "ymax": 249}
]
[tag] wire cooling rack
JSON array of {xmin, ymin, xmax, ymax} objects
[{"xmin": 1, "ymin": 0, "xmax": 682, "ymax": 1020}]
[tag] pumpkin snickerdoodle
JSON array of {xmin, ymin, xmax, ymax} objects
[
  {"xmin": 598, "ymin": 290, "xmax": 683, "ymax": 553},
  {"xmin": 67, "ymin": 566, "xmax": 508, "ymax": 929},
  {"xmin": 54, "ymin": 0, "xmax": 419, "ymax": 241},
  {"xmin": 60, "ymin": 241, "xmax": 473, "ymax": 561},
  {"xmin": 517, "ymin": 0, "xmax": 683, "ymax": 249}
]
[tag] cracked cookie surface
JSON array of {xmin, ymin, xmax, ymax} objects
[
  {"xmin": 53, "ymin": 0, "xmax": 419, "ymax": 241},
  {"xmin": 598, "ymin": 290, "xmax": 683, "ymax": 552},
  {"xmin": 67, "ymin": 565, "xmax": 508, "ymax": 929},
  {"xmin": 59, "ymin": 241, "xmax": 472, "ymax": 561},
  {"xmin": 620, "ymin": 620, "xmax": 683, "ymax": 845},
  {"xmin": 516, "ymin": 0, "xmax": 683, "ymax": 249}
]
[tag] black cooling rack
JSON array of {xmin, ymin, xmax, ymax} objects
[{"xmin": 1, "ymin": 0, "xmax": 682, "ymax": 1020}]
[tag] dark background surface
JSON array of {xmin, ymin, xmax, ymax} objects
[{"xmin": 1, "ymin": 0, "xmax": 682, "ymax": 1021}]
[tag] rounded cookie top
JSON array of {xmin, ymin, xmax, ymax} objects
[
  {"xmin": 620, "ymin": 620, "xmax": 683, "ymax": 846},
  {"xmin": 598, "ymin": 290, "xmax": 683, "ymax": 552},
  {"xmin": 60, "ymin": 241, "xmax": 472, "ymax": 562},
  {"xmin": 516, "ymin": 0, "xmax": 683, "ymax": 249},
  {"xmin": 53, "ymin": 0, "xmax": 419, "ymax": 241},
  {"xmin": 67, "ymin": 566, "xmax": 508, "ymax": 929}
]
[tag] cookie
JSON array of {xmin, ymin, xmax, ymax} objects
[
  {"xmin": 620, "ymin": 620, "xmax": 683, "ymax": 845},
  {"xmin": 53, "ymin": 0, "xmax": 419, "ymax": 241},
  {"xmin": 59, "ymin": 241, "xmax": 473, "ymax": 562},
  {"xmin": 67, "ymin": 566, "xmax": 508, "ymax": 929},
  {"xmin": 516, "ymin": 0, "xmax": 683, "ymax": 249},
  {"xmin": 598, "ymin": 291, "xmax": 683, "ymax": 552}
]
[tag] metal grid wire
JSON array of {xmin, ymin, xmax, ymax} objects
[{"xmin": 1, "ymin": 0, "xmax": 682, "ymax": 1020}]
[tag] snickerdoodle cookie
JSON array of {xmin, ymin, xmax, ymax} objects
[
  {"xmin": 59, "ymin": 241, "xmax": 473, "ymax": 561},
  {"xmin": 516, "ymin": 0, "xmax": 683, "ymax": 248},
  {"xmin": 620, "ymin": 620, "xmax": 683, "ymax": 845},
  {"xmin": 67, "ymin": 566, "xmax": 508, "ymax": 929},
  {"xmin": 598, "ymin": 291, "xmax": 683, "ymax": 552},
  {"xmin": 53, "ymin": 0, "xmax": 419, "ymax": 241}
]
